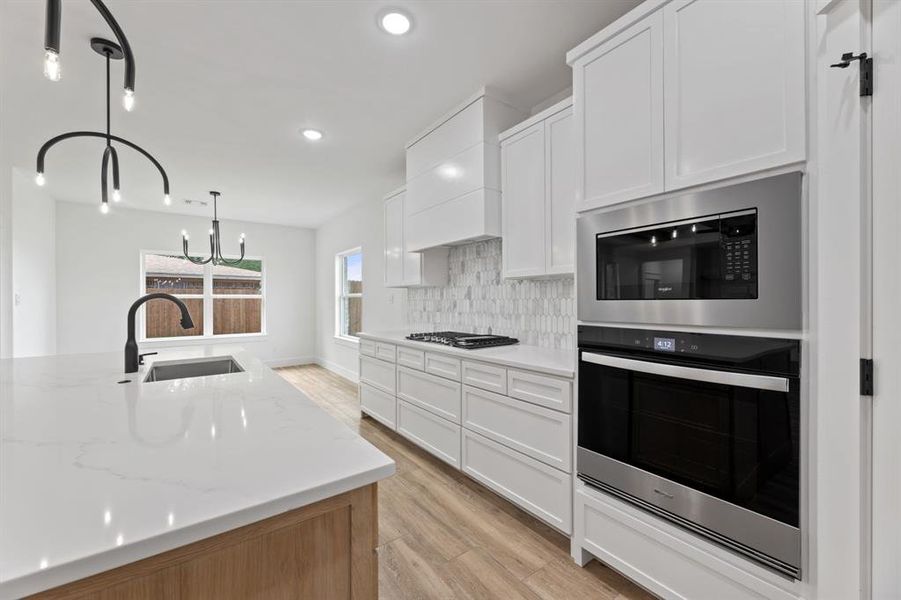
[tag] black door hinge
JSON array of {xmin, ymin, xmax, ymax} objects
[
  {"xmin": 830, "ymin": 52, "xmax": 873, "ymax": 96},
  {"xmin": 860, "ymin": 358, "xmax": 874, "ymax": 396}
]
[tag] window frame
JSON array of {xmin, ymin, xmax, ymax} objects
[
  {"xmin": 335, "ymin": 247, "xmax": 363, "ymax": 345},
  {"xmin": 139, "ymin": 249, "xmax": 267, "ymax": 344}
]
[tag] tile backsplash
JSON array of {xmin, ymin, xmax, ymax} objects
[{"xmin": 406, "ymin": 239, "xmax": 576, "ymax": 349}]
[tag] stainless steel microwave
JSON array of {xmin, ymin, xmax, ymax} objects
[{"xmin": 576, "ymin": 173, "xmax": 802, "ymax": 330}]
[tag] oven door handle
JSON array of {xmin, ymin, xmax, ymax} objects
[{"xmin": 580, "ymin": 352, "xmax": 791, "ymax": 392}]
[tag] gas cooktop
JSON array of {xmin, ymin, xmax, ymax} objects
[{"xmin": 406, "ymin": 331, "xmax": 520, "ymax": 349}]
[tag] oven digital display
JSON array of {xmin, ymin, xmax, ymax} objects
[{"xmin": 654, "ymin": 337, "xmax": 676, "ymax": 352}]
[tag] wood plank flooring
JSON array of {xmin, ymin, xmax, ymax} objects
[{"xmin": 277, "ymin": 364, "xmax": 656, "ymax": 600}]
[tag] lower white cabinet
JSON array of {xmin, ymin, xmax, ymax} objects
[
  {"xmin": 507, "ymin": 369, "xmax": 572, "ymax": 412},
  {"xmin": 574, "ymin": 484, "xmax": 802, "ymax": 600},
  {"xmin": 463, "ymin": 429, "xmax": 572, "ymax": 534},
  {"xmin": 360, "ymin": 383, "xmax": 397, "ymax": 430},
  {"xmin": 462, "ymin": 385, "xmax": 571, "ymax": 472},
  {"xmin": 397, "ymin": 400, "xmax": 462, "ymax": 468},
  {"xmin": 359, "ymin": 355, "xmax": 396, "ymax": 395},
  {"xmin": 397, "ymin": 366, "xmax": 462, "ymax": 424}
]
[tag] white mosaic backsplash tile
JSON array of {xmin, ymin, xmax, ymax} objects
[{"xmin": 406, "ymin": 238, "xmax": 576, "ymax": 349}]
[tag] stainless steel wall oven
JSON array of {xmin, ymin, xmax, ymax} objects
[
  {"xmin": 577, "ymin": 173, "xmax": 802, "ymax": 330},
  {"xmin": 577, "ymin": 325, "xmax": 801, "ymax": 578}
]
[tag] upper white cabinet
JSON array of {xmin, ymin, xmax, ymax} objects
[
  {"xmin": 404, "ymin": 88, "xmax": 525, "ymax": 252},
  {"xmin": 499, "ymin": 99, "xmax": 576, "ymax": 278},
  {"xmin": 567, "ymin": 0, "xmax": 805, "ymax": 212},
  {"xmin": 573, "ymin": 12, "xmax": 664, "ymax": 210},
  {"xmin": 662, "ymin": 0, "xmax": 805, "ymax": 189},
  {"xmin": 383, "ymin": 187, "xmax": 448, "ymax": 288}
]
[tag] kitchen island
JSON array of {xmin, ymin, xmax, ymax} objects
[{"xmin": 0, "ymin": 346, "xmax": 395, "ymax": 599}]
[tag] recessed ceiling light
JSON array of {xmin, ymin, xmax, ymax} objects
[
  {"xmin": 302, "ymin": 129, "xmax": 323, "ymax": 141},
  {"xmin": 379, "ymin": 10, "xmax": 412, "ymax": 35}
]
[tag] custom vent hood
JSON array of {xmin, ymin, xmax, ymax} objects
[{"xmin": 404, "ymin": 87, "xmax": 525, "ymax": 252}]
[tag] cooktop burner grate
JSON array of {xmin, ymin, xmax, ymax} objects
[{"xmin": 406, "ymin": 331, "xmax": 519, "ymax": 349}]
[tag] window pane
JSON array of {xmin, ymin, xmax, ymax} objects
[
  {"xmin": 144, "ymin": 254, "xmax": 204, "ymax": 294},
  {"xmin": 344, "ymin": 253, "xmax": 362, "ymax": 295},
  {"xmin": 145, "ymin": 298, "xmax": 203, "ymax": 339},
  {"xmin": 212, "ymin": 259, "xmax": 262, "ymax": 295},
  {"xmin": 213, "ymin": 298, "xmax": 262, "ymax": 335},
  {"xmin": 345, "ymin": 296, "xmax": 362, "ymax": 337}
]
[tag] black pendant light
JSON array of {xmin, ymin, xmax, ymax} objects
[
  {"xmin": 35, "ymin": 38, "xmax": 170, "ymax": 214},
  {"xmin": 181, "ymin": 192, "xmax": 247, "ymax": 266},
  {"xmin": 43, "ymin": 0, "xmax": 136, "ymax": 111}
]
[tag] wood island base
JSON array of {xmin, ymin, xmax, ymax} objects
[{"xmin": 29, "ymin": 483, "xmax": 379, "ymax": 600}]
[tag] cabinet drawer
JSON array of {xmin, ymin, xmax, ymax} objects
[
  {"xmin": 507, "ymin": 369, "xmax": 572, "ymax": 413},
  {"xmin": 360, "ymin": 339, "xmax": 377, "ymax": 358},
  {"xmin": 462, "ymin": 385, "xmax": 571, "ymax": 472},
  {"xmin": 425, "ymin": 352, "xmax": 462, "ymax": 381},
  {"xmin": 396, "ymin": 346, "xmax": 425, "ymax": 371},
  {"xmin": 359, "ymin": 356, "xmax": 396, "ymax": 395},
  {"xmin": 462, "ymin": 429, "xmax": 571, "ymax": 533},
  {"xmin": 375, "ymin": 342, "xmax": 397, "ymax": 363},
  {"xmin": 397, "ymin": 366, "xmax": 461, "ymax": 423},
  {"xmin": 360, "ymin": 383, "xmax": 397, "ymax": 430},
  {"xmin": 397, "ymin": 400, "xmax": 461, "ymax": 468},
  {"xmin": 461, "ymin": 361, "xmax": 507, "ymax": 395}
]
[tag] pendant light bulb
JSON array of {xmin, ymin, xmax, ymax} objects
[
  {"xmin": 112, "ymin": 188, "xmax": 121, "ymax": 202},
  {"xmin": 208, "ymin": 228, "xmax": 214, "ymax": 236},
  {"xmin": 181, "ymin": 229, "xmax": 189, "ymax": 241},
  {"xmin": 43, "ymin": 50, "xmax": 61, "ymax": 81},
  {"xmin": 122, "ymin": 89, "xmax": 135, "ymax": 112},
  {"xmin": 100, "ymin": 203, "xmax": 110, "ymax": 215},
  {"xmin": 163, "ymin": 194, "xmax": 171, "ymax": 206},
  {"xmin": 35, "ymin": 172, "xmax": 46, "ymax": 186}
]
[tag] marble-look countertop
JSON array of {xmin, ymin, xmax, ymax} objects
[
  {"xmin": 0, "ymin": 346, "xmax": 395, "ymax": 599},
  {"xmin": 358, "ymin": 331, "xmax": 576, "ymax": 378}
]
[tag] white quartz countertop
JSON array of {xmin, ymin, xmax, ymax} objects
[
  {"xmin": 358, "ymin": 331, "xmax": 576, "ymax": 378},
  {"xmin": 0, "ymin": 346, "xmax": 395, "ymax": 599}
]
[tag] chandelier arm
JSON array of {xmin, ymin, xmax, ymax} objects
[
  {"xmin": 101, "ymin": 146, "xmax": 113, "ymax": 206},
  {"xmin": 88, "ymin": 0, "xmax": 135, "ymax": 94},
  {"xmin": 36, "ymin": 131, "xmax": 169, "ymax": 195},
  {"xmin": 110, "ymin": 145, "xmax": 120, "ymax": 191},
  {"xmin": 182, "ymin": 237, "xmax": 211, "ymax": 265},
  {"xmin": 44, "ymin": 0, "xmax": 61, "ymax": 54}
]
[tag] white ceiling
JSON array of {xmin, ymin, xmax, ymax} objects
[{"xmin": 0, "ymin": 0, "xmax": 640, "ymax": 228}]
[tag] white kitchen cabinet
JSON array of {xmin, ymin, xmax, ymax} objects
[
  {"xmin": 545, "ymin": 107, "xmax": 577, "ymax": 274},
  {"xmin": 383, "ymin": 187, "xmax": 448, "ymax": 288},
  {"xmin": 572, "ymin": 12, "xmax": 664, "ymax": 211},
  {"xmin": 462, "ymin": 429, "xmax": 572, "ymax": 534},
  {"xmin": 501, "ymin": 121, "xmax": 546, "ymax": 278},
  {"xmin": 662, "ymin": 0, "xmax": 805, "ymax": 189},
  {"xmin": 359, "ymin": 355, "xmax": 396, "ymax": 395},
  {"xmin": 567, "ymin": 0, "xmax": 805, "ymax": 211},
  {"xmin": 500, "ymin": 99, "xmax": 576, "ymax": 278},
  {"xmin": 397, "ymin": 400, "xmax": 462, "ymax": 468},
  {"xmin": 397, "ymin": 366, "xmax": 462, "ymax": 424},
  {"xmin": 404, "ymin": 88, "xmax": 525, "ymax": 251},
  {"xmin": 360, "ymin": 383, "xmax": 397, "ymax": 430}
]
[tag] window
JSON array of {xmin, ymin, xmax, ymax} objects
[
  {"xmin": 141, "ymin": 252, "xmax": 264, "ymax": 340},
  {"xmin": 336, "ymin": 248, "xmax": 362, "ymax": 340}
]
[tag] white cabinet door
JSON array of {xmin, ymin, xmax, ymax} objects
[
  {"xmin": 545, "ymin": 107, "xmax": 576, "ymax": 274},
  {"xmin": 501, "ymin": 121, "xmax": 546, "ymax": 278},
  {"xmin": 576, "ymin": 11, "xmax": 664, "ymax": 210},
  {"xmin": 663, "ymin": 0, "xmax": 805, "ymax": 189},
  {"xmin": 385, "ymin": 190, "xmax": 424, "ymax": 287}
]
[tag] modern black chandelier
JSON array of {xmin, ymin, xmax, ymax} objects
[
  {"xmin": 181, "ymin": 192, "xmax": 247, "ymax": 266},
  {"xmin": 43, "ymin": 0, "xmax": 136, "ymax": 112},
  {"xmin": 35, "ymin": 37, "xmax": 170, "ymax": 214}
]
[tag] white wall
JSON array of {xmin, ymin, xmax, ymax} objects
[
  {"xmin": 314, "ymin": 196, "xmax": 406, "ymax": 380},
  {"xmin": 11, "ymin": 168, "xmax": 57, "ymax": 357},
  {"xmin": 55, "ymin": 201, "xmax": 316, "ymax": 366}
]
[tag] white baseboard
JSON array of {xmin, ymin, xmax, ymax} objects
[
  {"xmin": 315, "ymin": 358, "xmax": 359, "ymax": 383},
  {"xmin": 264, "ymin": 356, "xmax": 316, "ymax": 368}
]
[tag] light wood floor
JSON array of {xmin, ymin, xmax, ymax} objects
[{"xmin": 278, "ymin": 365, "xmax": 656, "ymax": 600}]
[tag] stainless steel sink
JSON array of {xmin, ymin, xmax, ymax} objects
[{"xmin": 143, "ymin": 356, "xmax": 244, "ymax": 382}]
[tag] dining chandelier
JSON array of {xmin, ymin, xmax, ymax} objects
[
  {"xmin": 181, "ymin": 191, "xmax": 247, "ymax": 266},
  {"xmin": 35, "ymin": 38, "xmax": 170, "ymax": 214},
  {"xmin": 43, "ymin": 0, "xmax": 136, "ymax": 111}
]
